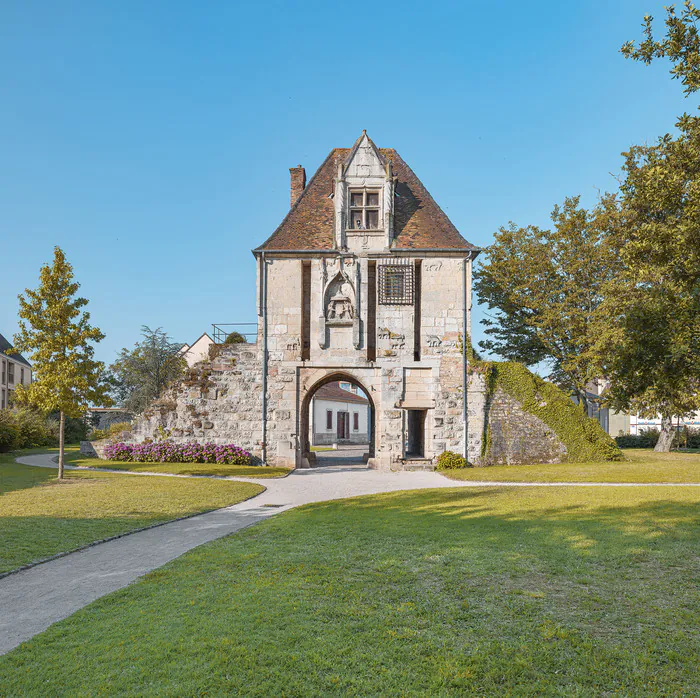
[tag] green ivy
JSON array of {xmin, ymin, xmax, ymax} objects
[{"xmin": 478, "ymin": 361, "xmax": 623, "ymax": 462}]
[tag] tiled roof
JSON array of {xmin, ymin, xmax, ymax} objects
[
  {"xmin": 255, "ymin": 146, "xmax": 478, "ymax": 252},
  {"xmin": 0, "ymin": 333, "xmax": 31, "ymax": 368},
  {"xmin": 313, "ymin": 382, "xmax": 369, "ymax": 405}
]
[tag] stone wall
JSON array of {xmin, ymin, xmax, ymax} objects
[
  {"xmin": 131, "ymin": 343, "xmax": 265, "ymax": 462},
  {"xmin": 127, "ymin": 342, "xmax": 574, "ymax": 469}
]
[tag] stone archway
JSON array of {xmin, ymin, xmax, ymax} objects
[{"xmin": 299, "ymin": 371, "xmax": 376, "ymax": 468}]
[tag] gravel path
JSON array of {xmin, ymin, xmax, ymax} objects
[{"xmin": 1, "ymin": 452, "xmax": 697, "ymax": 655}]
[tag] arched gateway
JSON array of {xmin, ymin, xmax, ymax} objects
[
  {"xmin": 130, "ymin": 132, "xmax": 616, "ymax": 470},
  {"xmin": 299, "ymin": 371, "xmax": 376, "ymax": 467}
]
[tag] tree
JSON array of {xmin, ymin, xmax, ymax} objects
[
  {"xmin": 475, "ymin": 196, "xmax": 617, "ymax": 407},
  {"xmin": 622, "ymin": 1, "xmax": 700, "ymax": 95},
  {"xmin": 109, "ymin": 326, "xmax": 187, "ymax": 413},
  {"xmin": 12, "ymin": 247, "xmax": 111, "ymax": 478},
  {"xmin": 594, "ymin": 116, "xmax": 700, "ymax": 451}
]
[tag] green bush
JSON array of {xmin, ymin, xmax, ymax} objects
[
  {"xmin": 0, "ymin": 408, "xmax": 58, "ymax": 451},
  {"xmin": 479, "ymin": 361, "xmax": 623, "ymax": 462},
  {"xmin": 224, "ymin": 331, "xmax": 247, "ymax": 344},
  {"xmin": 436, "ymin": 450, "xmax": 470, "ymax": 470},
  {"xmin": 614, "ymin": 427, "xmax": 700, "ymax": 450},
  {"xmin": 14, "ymin": 408, "xmax": 56, "ymax": 448},
  {"xmin": 0, "ymin": 411, "xmax": 20, "ymax": 452},
  {"xmin": 89, "ymin": 421, "xmax": 132, "ymax": 442}
]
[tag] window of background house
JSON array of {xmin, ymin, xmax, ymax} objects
[
  {"xmin": 1, "ymin": 360, "xmax": 5, "ymax": 384},
  {"xmin": 353, "ymin": 412, "xmax": 359, "ymax": 431},
  {"xmin": 378, "ymin": 264, "xmax": 415, "ymax": 305},
  {"xmin": 349, "ymin": 190, "xmax": 380, "ymax": 230},
  {"xmin": 20, "ymin": 368, "xmax": 24, "ymax": 384},
  {"xmin": 326, "ymin": 410, "xmax": 333, "ymax": 430},
  {"xmin": 8, "ymin": 363, "xmax": 14, "ymax": 385}
]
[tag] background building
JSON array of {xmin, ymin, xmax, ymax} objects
[
  {"xmin": 310, "ymin": 381, "xmax": 369, "ymax": 445},
  {"xmin": 0, "ymin": 332, "xmax": 32, "ymax": 409},
  {"xmin": 180, "ymin": 333, "xmax": 215, "ymax": 367}
]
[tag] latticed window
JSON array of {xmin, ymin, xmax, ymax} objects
[
  {"xmin": 349, "ymin": 190, "xmax": 380, "ymax": 230},
  {"xmin": 378, "ymin": 264, "xmax": 414, "ymax": 305}
]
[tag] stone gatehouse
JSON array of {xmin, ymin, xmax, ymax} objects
[{"xmin": 132, "ymin": 132, "xmax": 593, "ymax": 469}]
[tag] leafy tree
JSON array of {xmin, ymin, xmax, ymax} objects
[
  {"xmin": 109, "ymin": 326, "xmax": 186, "ymax": 413},
  {"xmin": 475, "ymin": 196, "xmax": 617, "ymax": 406},
  {"xmin": 594, "ymin": 116, "xmax": 700, "ymax": 451},
  {"xmin": 12, "ymin": 247, "xmax": 111, "ymax": 478},
  {"xmin": 622, "ymin": 1, "xmax": 700, "ymax": 95}
]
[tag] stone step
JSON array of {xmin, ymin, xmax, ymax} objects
[{"xmin": 401, "ymin": 461, "xmax": 436, "ymax": 472}]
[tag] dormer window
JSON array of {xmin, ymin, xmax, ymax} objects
[{"xmin": 349, "ymin": 190, "xmax": 380, "ymax": 230}]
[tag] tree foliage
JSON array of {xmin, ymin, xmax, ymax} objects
[
  {"xmin": 622, "ymin": 1, "xmax": 700, "ymax": 95},
  {"xmin": 594, "ymin": 116, "xmax": 700, "ymax": 451},
  {"xmin": 12, "ymin": 247, "xmax": 110, "ymax": 477},
  {"xmin": 475, "ymin": 196, "xmax": 616, "ymax": 404},
  {"xmin": 109, "ymin": 326, "xmax": 187, "ymax": 414}
]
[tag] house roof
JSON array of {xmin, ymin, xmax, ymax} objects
[
  {"xmin": 0, "ymin": 333, "xmax": 31, "ymax": 368},
  {"xmin": 255, "ymin": 139, "xmax": 479, "ymax": 253},
  {"xmin": 313, "ymin": 382, "xmax": 369, "ymax": 405}
]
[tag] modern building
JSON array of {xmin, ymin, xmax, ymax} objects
[
  {"xmin": 0, "ymin": 332, "xmax": 32, "ymax": 409},
  {"xmin": 310, "ymin": 381, "xmax": 369, "ymax": 445}
]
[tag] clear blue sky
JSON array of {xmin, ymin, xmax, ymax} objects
[{"xmin": 0, "ymin": 0, "xmax": 693, "ymax": 365}]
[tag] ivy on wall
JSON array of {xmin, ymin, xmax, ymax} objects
[{"xmin": 477, "ymin": 361, "xmax": 623, "ymax": 462}]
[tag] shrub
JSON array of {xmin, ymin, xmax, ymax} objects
[
  {"xmin": 436, "ymin": 450, "xmax": 469, "ymax": 470},
  {"xmin": 103, "ymin": 441, "xmax": 253, "ymax": 466},
  {"xmin": 0, "ymin": 408, "xmax": 58, "ymax": 450},
  {"xmin": 224, "ymin": 331, "xmax": 247, "ymax": 345},
  {"xmin": 614, "ymin": 427, "xmax": 700, "ymax": 450},
  {"xmin": 89, "ymin": 421, "xmax": 132, "ymax": 442},
  {"xmin": 13, "ymin": 408, "xmax": 56, "ymax": 448},
  {"xmin": 0, "ymin": 411, "xmax": 20, "ymax": 452}
]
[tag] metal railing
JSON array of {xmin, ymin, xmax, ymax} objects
[{"xmin": 212, "ymin": 323, "xmax": 258, "ymax": 344}]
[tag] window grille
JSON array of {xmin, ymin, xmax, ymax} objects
[{"xmin": 378, "ymin": 264, "xmax": 414, "ymax": 305}]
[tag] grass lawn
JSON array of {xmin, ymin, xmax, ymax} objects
[
  {"xmin": 61, "ymin": 446, "xmax": 291, "ymax": 478},
  {"xmin": 310, "ymin": 445, "xmax": 334, "ymax": 452},
  {"xmin": 441, "ymin": 448, "xmax": 700, "ymax": 483},
  {"xmin": 0, "ymin": 485, "xmax": 697, "ymax": 696},
  {"xmin": 0, "ymin": 452, "xmax": 264, "ymax": 574}
]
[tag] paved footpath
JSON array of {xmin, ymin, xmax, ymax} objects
[{"xmin": 1, "ymin": 452, "xmax": 696, "ymax": 656}]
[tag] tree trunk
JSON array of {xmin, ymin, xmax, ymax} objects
[
  {"xmin": 58, "ymin": 410, "xmax": 65, "ymax": 480},
  {"xmin": 654, "ymin": 415, "xmax": 675, "ymax": 452}
]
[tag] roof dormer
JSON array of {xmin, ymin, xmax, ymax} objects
[{"xmin": 334, "ymin": 131, "xmax": 395, "ymax": 252}]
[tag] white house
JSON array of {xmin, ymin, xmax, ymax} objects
[
  {"xmin": 0, "ymin": 332, "xmax": 32, "ymax": 409},
  {"xmin": 180, "ymin": 333, "xmax": 215, "ymax": 367},
  {"xmin": 310, "ymin": 381, "xmax": 370, "ymax": 445}
]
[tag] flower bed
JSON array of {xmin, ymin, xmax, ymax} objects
[{"xmin": 104, "ymin": 441, "xmax": 252, "ymax": 465}]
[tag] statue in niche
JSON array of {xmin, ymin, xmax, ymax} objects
[{"xmin": 325, "ymin": 272, "xmax": 355, "ymax": 323}]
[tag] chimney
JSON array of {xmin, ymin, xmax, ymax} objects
[{"xmin": 290, "ymin": 165, "xmax": 306, "ymax": 208}]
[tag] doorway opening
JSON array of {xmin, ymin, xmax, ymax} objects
[
  {"xmin": 405, "ymin": 409, "xmax": 426, "ymax": 458},
  {"xmin": 300, "ymin": 373, "xmax": 375, "ymax": 468}
]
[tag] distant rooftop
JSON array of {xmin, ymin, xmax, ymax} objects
[
  {"xmin": 313, "ymin": 382, "xmax": 369, "ymax": 405},
  {"xmin": 0, "ymin": 333, "xmax": 31, "ymax": 368}
]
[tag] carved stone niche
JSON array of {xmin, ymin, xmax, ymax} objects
[{"xmin": 325, "ymin": 271, "xmax": 355, "ymax": 326}]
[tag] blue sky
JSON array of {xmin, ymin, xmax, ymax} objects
[{"xmin": 0, "ymin": 0, "xmax": 693, "ymax": 365}]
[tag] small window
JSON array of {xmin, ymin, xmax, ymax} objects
[
  {"xmin": 20, "ymin": 368, "xmax": 24, "ymax": 384},
  {"xmin": 326, "ymin": 410, "xmax": 333, "ymax": 430},
  {"xmin": 348, "ymin": 190, "xmax": 380, "ymax": 229},
  {"xmin": 7, "ymin": 363, "xmax": 14, "ymax": 385},
  {"xmin": 353, "ymin": 412, "xmax": 359, "ymax": 431},
  {"xmin": 378, "ymin": 264, "xmax": 415, "ymax": 305}
]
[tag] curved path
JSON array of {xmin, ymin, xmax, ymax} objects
[{"xmin": 1, "ymin": 452, "xmax": 697, "ymax": 656}]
